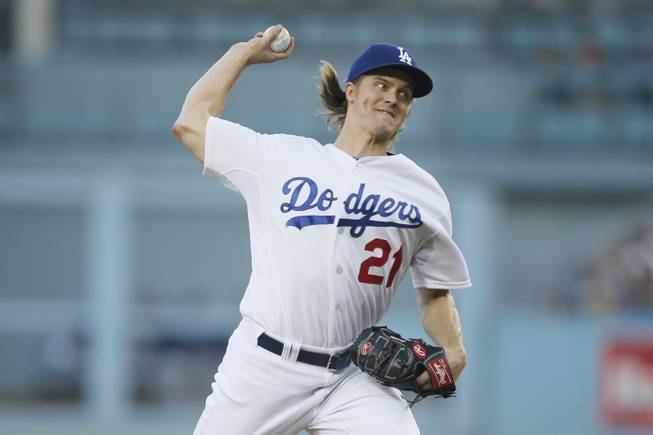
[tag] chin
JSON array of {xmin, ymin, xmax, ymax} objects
[
  {"xmin": 375, "ymin": 125, "xmax": 399, "ymax": 143},
  {"xmin": 369, "ymin": 122, "xmax": 394, "ymax": 140},
  {"xmin": 373, "ymin": 131, "xmax": 394, "ymax": 145}
]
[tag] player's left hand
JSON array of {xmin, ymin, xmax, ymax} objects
[
  {"xmin": 416, "ymin": 347, "xmax": 466, "ymax": 390},
  {"xmin": 351, "ymin": 326, "xmax": 457, "ymax": 399}
]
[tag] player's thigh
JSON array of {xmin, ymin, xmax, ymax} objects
[
  {"xmin": 193, "ymin": 329, "xmax": 268, "ymax": 434},
  {"xmin": 194, "ymin": 327, "xmax": 318, "ymax": 435},
  {"xmin": 309, "ymin": 368, "xmax": 419, "ymax": 435}
]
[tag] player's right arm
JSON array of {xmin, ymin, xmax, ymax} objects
[{"xmin": 171, "ymin": 26, "xmax": 295, "ymax": 162}]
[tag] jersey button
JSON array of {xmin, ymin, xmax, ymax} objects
[
  {"xmin": 336, "ymin": 266, "xmax": 342, "ymax": 273},
  {"xmin": 335, "ymin": 305, "xmax": 341, "ymax": 311},
  {"xmin": 338, "ymin": 228, "xmax": 344, "ymax": 235}
]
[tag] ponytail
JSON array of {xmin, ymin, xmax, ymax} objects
[{"xmin": 316, "ymin": 60, "xmax": 348, "ymax": 130}]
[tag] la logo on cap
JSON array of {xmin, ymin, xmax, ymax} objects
[{"xmin": 398, "ymin": 47, "xmax": 413, "ymax": 65}]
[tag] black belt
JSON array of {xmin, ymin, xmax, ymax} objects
[{"xmin": 257, "ymin": 333, "xmax": 351, "ymax": 370}]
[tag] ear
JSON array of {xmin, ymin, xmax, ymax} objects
[{"xmin": 344, "ymin": 82, "xmax": 357, "ymax": 104}]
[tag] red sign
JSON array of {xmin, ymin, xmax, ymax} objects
[{"xmin": 600, "ymin": 338, "xmax": 653, "ymax": 428}]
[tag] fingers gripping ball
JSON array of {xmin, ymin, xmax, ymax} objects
[
  {"xmin": 265, "ymin": 26, "xmax": 291, "ymax": 52},
  {"xmin": 350, "ymin": 326, "xmax": 456, "ymax": 400}
]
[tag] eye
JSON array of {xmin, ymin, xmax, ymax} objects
[
  {"xmin": 399, "ymin": 89, "xmax": 413, "ymax": 102},
  {"xmin": 376, "ymin": 81, "xmax": 387, "ymax": 90}
]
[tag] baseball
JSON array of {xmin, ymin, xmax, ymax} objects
[{"xmin": 267, "ymin": 26, "xmax": 291, "ymax": 53}]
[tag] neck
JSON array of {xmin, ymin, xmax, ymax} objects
[{"xmin": 333, "ymin": 122, "xmax": 390, "ymax": 158}]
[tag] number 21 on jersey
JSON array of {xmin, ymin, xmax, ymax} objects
[{"xmin": 357, "ymin": 238, "xmax": 403, "ymax": 288}]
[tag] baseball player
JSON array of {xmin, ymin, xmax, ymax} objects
[{"xmin": 172, "ymin": 26, "xmax": 471, "ymax": 434}]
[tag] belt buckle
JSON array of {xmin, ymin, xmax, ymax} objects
[
  {"xmin": 326, "ymin": 353, "xmax": 337, "ymax": 370},
  {"xmin": 327, "ymin": 351, "xmax": 351, "ymax": 371}
]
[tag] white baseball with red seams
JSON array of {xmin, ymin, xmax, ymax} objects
[{"xmin": 266, "ymin": 25, "xmax": 291, "ymax": 52}]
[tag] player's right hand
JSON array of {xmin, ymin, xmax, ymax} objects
[{"xmin": 240, "ymin": 25, "xmax": 295, "ymax": 65}]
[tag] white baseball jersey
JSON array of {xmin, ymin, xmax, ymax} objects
[{"xmin": 203, "ymin": 117, "xmax": 471, "ymax": 350}]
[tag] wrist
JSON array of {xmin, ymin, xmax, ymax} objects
[
  {"xmin": 228, "ymin": 42, "xmax": 253, "ymax": 66},
  {"xmin": 443, "ymin": 345, "xmax": 467, "ymax": 380}
]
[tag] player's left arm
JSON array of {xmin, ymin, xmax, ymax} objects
[{"xmin": 416, "ymin": 287, "xmax": 467, "ymax": 383}]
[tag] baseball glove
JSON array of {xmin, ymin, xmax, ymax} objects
[{"xmin": 350, "ymin": 326, "xmax": 456, "ymax": 403}]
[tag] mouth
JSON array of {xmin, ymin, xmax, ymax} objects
[{"xmin": 375, "ymin": 109, "xmax": 396, "ymax": 120}]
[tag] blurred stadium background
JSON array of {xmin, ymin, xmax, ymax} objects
[{"xmin": 1, "ymin": 0, "xmax": 652, "ymax": 434}]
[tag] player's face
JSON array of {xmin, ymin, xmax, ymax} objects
[{"xmin": 346, "ymin": 68, "xmax": 414, "ymax": 143}]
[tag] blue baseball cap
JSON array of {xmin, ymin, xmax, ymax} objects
[{"xmin": 347, "ymin": 43, "xmax": 433, "ymax": 98}]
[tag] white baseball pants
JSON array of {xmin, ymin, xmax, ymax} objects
[{"xmin": 193, "ymin": 318, "xmax": 420, "ymax": 435}]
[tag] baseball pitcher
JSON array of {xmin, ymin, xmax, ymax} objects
[{"xmin": 172, "ymin": 25, "xmax": 471, "ymax": 434}]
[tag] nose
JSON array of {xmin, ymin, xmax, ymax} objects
[{"xmin": 384, "ymin": 92, "xmax": 398, "ymax": 105}]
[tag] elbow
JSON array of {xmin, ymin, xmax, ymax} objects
[
  {"xmin": 171, "ymin": 119, "xmax": 190, "ymax": 144},
  {"xmin": 171, "ymin": 119, "xmax": 197, "ymax": 150},
  {"xmin": 171, "ymin": 107, "xmax": 208, "ymax": 146},
  {"xmin": 171, "ymin": 117, "xmax": 205, "ymax": 162}
]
